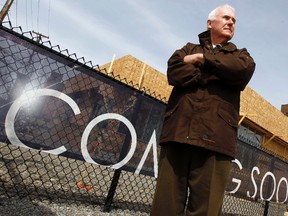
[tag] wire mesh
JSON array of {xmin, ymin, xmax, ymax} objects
[{"xmin": 0, "ymin": 24, "xmax": 288, "ymax": 215}]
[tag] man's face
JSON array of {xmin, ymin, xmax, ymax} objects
[{"xmin": 208, "ymin": 7, "xmax": 236, "ymax": 43}]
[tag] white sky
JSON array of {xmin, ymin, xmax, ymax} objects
[{"xmin": 2, "ymin": 0, "xmax": 288, "ymax": 110}]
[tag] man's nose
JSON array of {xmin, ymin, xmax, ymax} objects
[{"xmin": 227, "ymin": 18, "xmax": 235, "ymax": 25}]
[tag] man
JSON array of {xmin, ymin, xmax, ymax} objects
[{"xmin": 151, "ymin": 4, "xmax": 255, "ymax": 216}]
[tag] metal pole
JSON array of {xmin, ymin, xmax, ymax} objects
[
  {"xmin": 263, "ymin": 200, "xmax": 269, "ymax": 216},
  {"xmin": 103, "ymin": 94, "xmax": 142, "ymax": 212},
  {"xmin": 0, "ymin": 0, "xmax": 14, "ymax": 23}
]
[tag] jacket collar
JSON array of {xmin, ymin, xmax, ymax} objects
[{"xmin": 198, "ymin": 30, "xmax": 237, "ymax": 52}]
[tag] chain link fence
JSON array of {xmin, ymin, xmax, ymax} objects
[{"xmin": 0, "ymin": 24, "xmax": 288, "ymax": 215}]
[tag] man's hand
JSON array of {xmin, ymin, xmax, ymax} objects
[{"xmin": 183, "ymin": 53, "xmax": 205, "ymax": 66}]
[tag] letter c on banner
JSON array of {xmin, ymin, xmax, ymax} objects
[
  {"xmin": 81, "ymin": 113, "xmax": 137, "ymax": 170},
  {"xmin": 5, "ymin": 89, "xmax": 81, "ymax": 155}
]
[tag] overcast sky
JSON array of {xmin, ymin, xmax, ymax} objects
[{"xmin": 2, "ymin": 0, "xmax": 288, "ymax": 110}]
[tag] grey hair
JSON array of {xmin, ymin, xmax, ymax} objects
[{"xmin": 207, "ymin": 4, "xmax": 235, "ymax": 21}]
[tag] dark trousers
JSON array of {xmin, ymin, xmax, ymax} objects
[{"xmin": 150, "ymin": 142, "xmax": 232, "ymax": 216}]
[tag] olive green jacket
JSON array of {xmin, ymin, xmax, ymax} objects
[{"xmin": 160, "ymin": 30, "xmax": 255, "ymax": 158}]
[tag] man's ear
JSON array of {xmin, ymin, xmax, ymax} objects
[{"xmin": 207, "ymin": 20, "xmax": 212, "ymax": 29}]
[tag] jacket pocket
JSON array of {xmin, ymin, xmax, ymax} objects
[
  {"xmin": 217, "ymin": 105, "xmax": 238, "ymax": 129},
  {"xmin": 164, "ymin": 103, "xmax": 179, "ymax": 119}
]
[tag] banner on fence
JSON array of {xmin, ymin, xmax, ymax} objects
[{"xmin": 0, "ymin": 26, "xmax": 165, "ymax": 178}]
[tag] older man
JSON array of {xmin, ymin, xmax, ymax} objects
[{"xmin": 151, "ymin": 4, "xmax": 255, "ymax": 216}]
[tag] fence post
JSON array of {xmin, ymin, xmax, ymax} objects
[
  {"xmin": 103, "ymin": 93, "xmax": 142, "ymax": 212},
  {"xmin": 103, "ymin": 169, "xmax": 122, "ymax": 212},
  {"xmin": 263, "ymin": 200, "xmax": 269, "ymax": 216}
]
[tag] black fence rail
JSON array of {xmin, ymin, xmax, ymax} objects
[{"xmin": 0, "ymin": 24, "xmax": 288, "ymax": 215}]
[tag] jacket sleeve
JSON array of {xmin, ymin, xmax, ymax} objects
[
  {"xmin": 203, "ymin": 48, "xmax": 255, "ymax": 90},
  {"xmin": 167, "ymin": 43, "xmax": 201, "ymax": 88}
]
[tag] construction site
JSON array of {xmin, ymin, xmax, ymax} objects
[{"xmin": 1, "ymin": 1, "xmax": 288, "ymax": 216}]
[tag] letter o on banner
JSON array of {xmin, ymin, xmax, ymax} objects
[
  {"xmin": 276, "ymin": 177, "xmax": 288, "ymax": 203},
  {"xmin": 260, "ymin": 171, "xmax": 276, "ymax": 201},
  {"xmin": 81, "ymin": 113, "xmax": 137, "ymax": 170}
]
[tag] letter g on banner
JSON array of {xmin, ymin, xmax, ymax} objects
[{"xmin": 5, "ymin": 89, "xmax": 81, "ymax": 155}]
